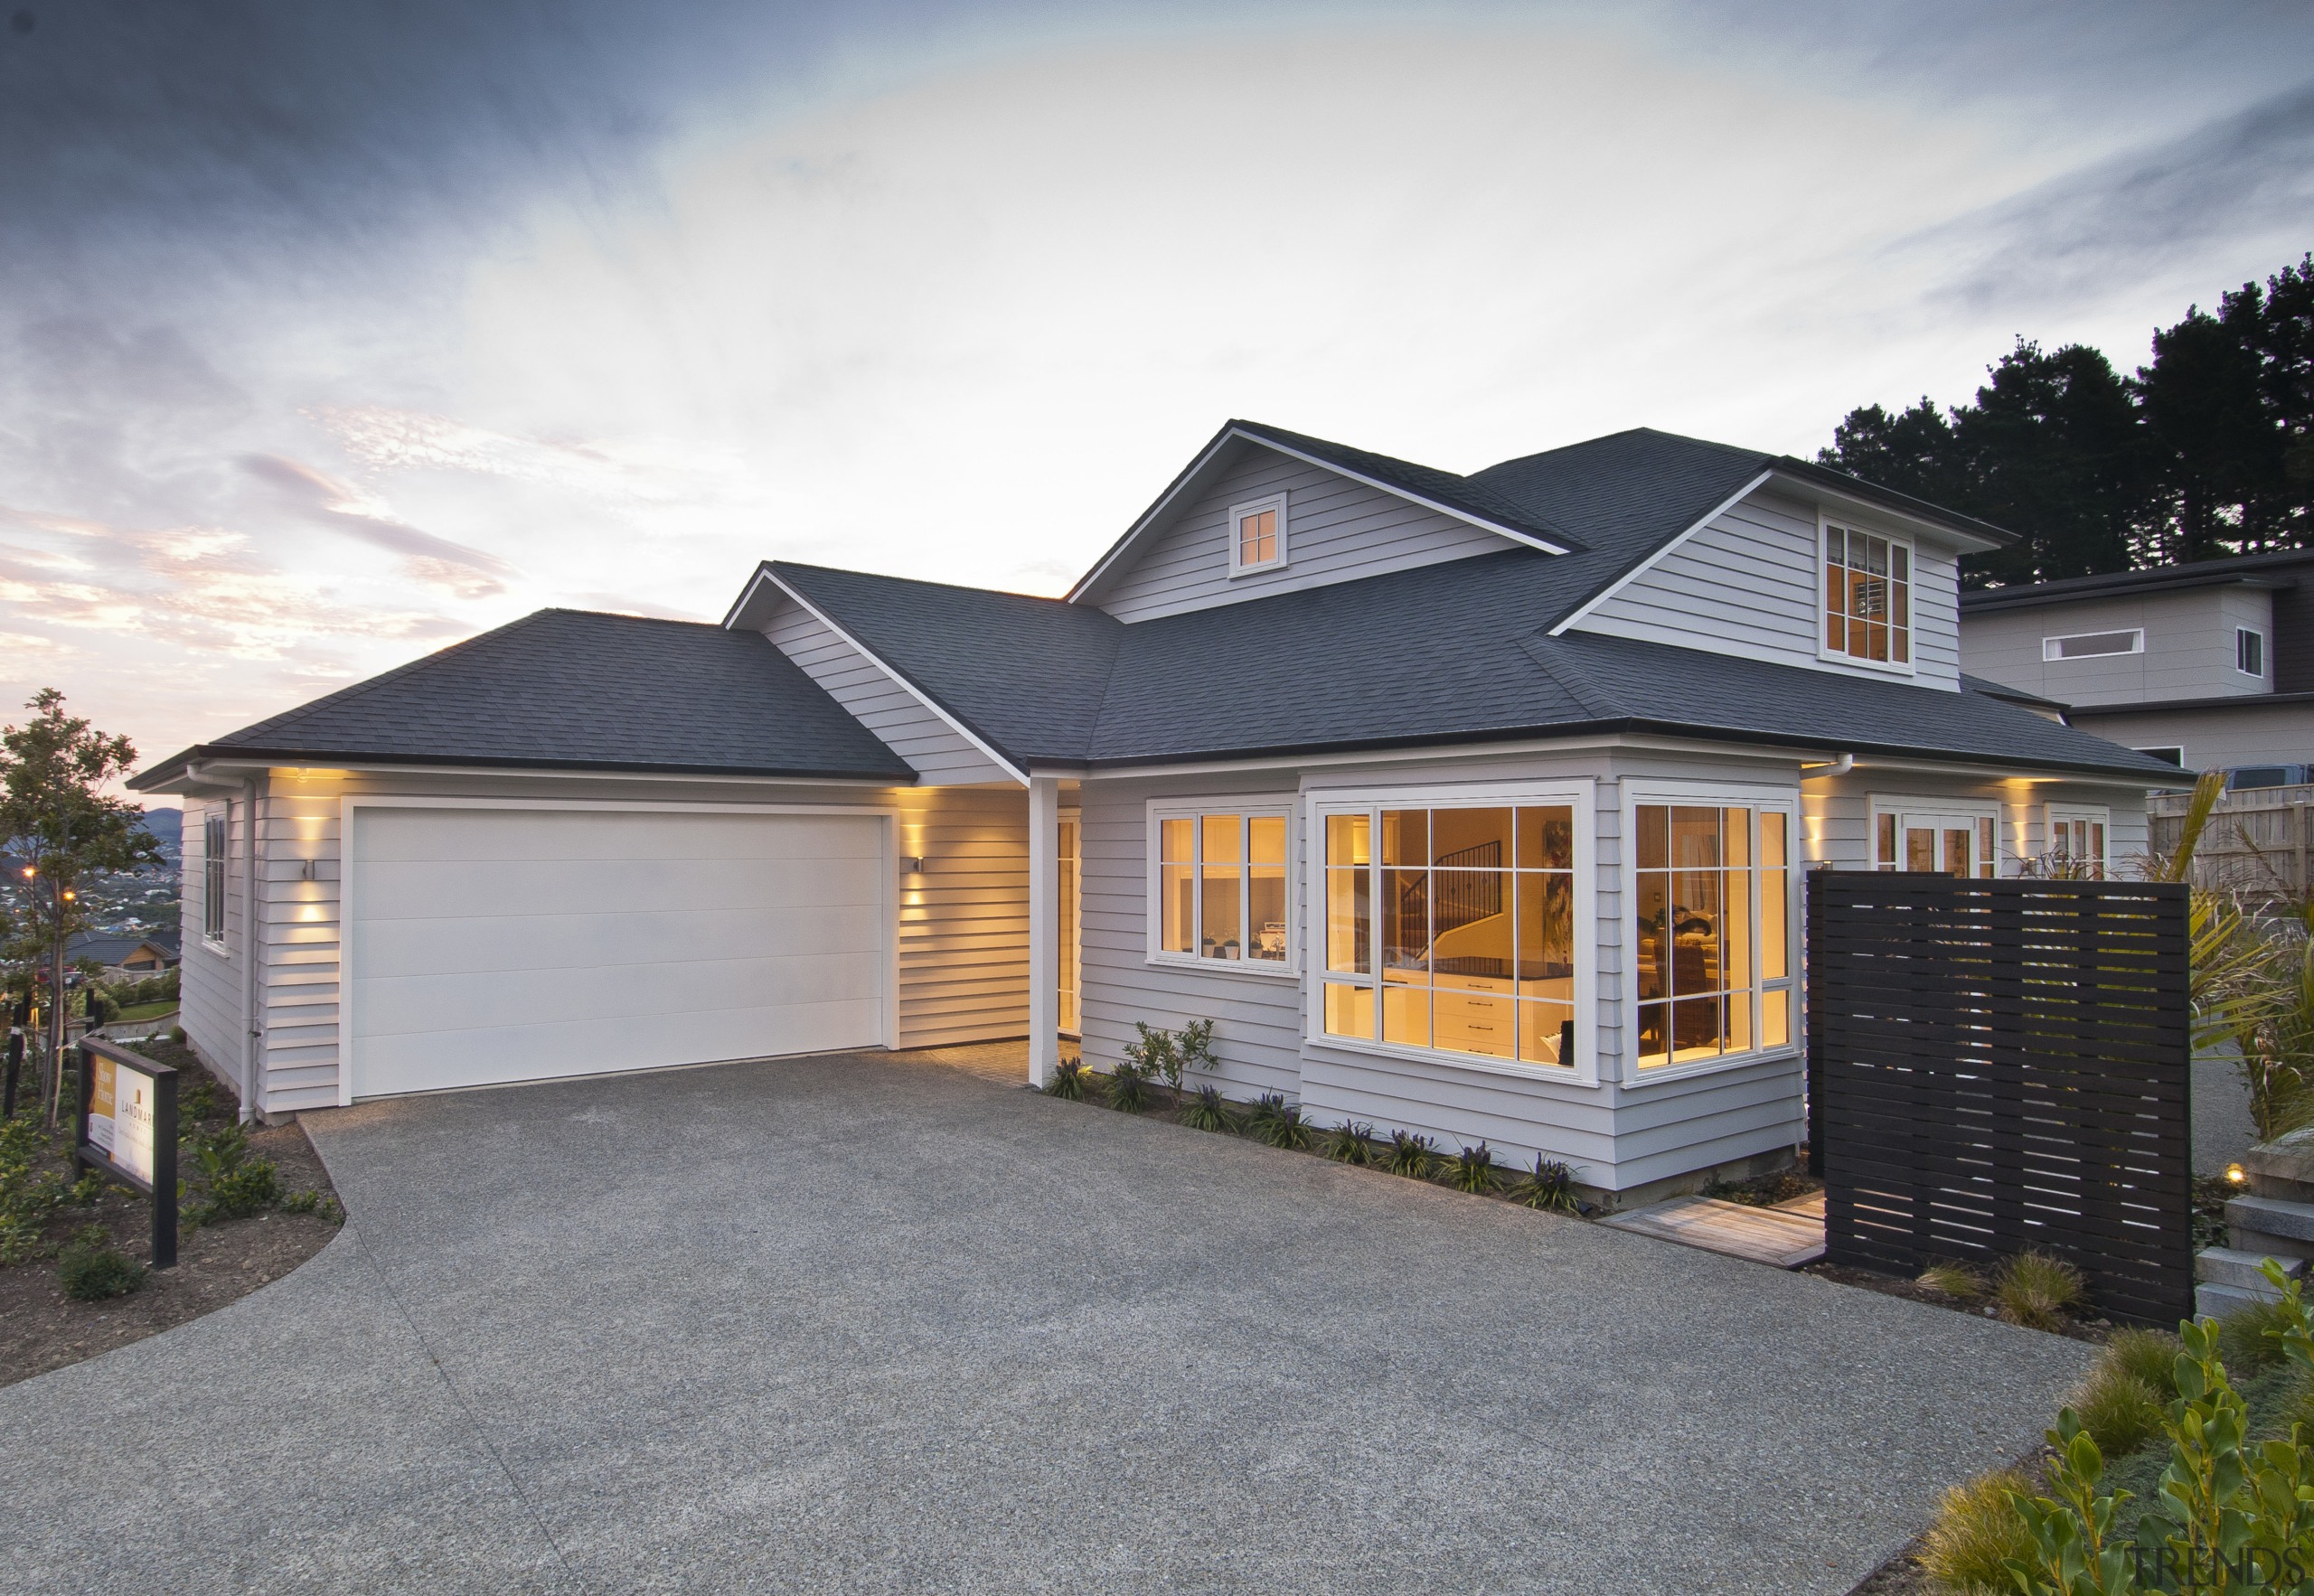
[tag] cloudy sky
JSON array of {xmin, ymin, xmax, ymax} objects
[{"xmin": 2, "ymin": 0, "xmax": 2309, "ymax": 786}]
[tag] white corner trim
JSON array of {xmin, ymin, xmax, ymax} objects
[
  {"xmin": 756, "ymin": 573, "xmax": 1030, "ymax": 787},
  {"xmin": 1547, "ymin": 470, "xmax": 1773, "ymax": 636},
  {"xmin": 1068, "ymin": 425, "xmax": 1573, "ymax": 605}
]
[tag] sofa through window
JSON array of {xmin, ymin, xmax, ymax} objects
[{"xmin": 1321, "ymin": 803, "xmax": 1576, "ymax": 1069}]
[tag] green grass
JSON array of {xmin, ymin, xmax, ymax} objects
[{"xmin": 112, "ymin": 1000, "xmax": 179, "ymax": 1023}]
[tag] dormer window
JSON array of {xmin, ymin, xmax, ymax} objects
[
  {"xmin": 1820, "ymin": 521, "xmax": 1911, "ymax": 671},
  {"xmin": 1228, "ymin": 493, "xmax": 1287, "ymax": 576}
]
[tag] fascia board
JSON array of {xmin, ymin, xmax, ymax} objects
[
  {"xmin": 757, "ymin": 571, "xmax": 1030, "ymax": 786},
  {"xmin": 1067, "ymin": 425, "xmax": 1574, "ymax": 606},
  {"xmin": 1547, "ymin": 471, "xmax": 1774, "ymax": 637}
]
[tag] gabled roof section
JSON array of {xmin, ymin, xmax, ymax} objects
[
  {"xmin": 1066, "ymin": 418, "xmax": 1585, "ymax": 606},
  {"xmin": 765, "ymin": 562, "xmax": 1126, "ymax": 768},
  {"xmin": 128, "ymin": 609, "xmax": 917, "ymax": 790}
]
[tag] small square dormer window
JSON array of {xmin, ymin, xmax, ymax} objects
[{"xmin": 1228, "ymin": 493, "xmax": 1287, "ymax": 577}]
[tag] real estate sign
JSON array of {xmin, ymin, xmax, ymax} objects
[{"xmin": 86, "ymin": 1053, "xmax": 160, "ymax": 1185}]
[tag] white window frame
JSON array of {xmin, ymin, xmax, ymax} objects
[
  {"xmin": 1303, "ymin": 778, "xmax": 1598, "ymax": 1085},
  {"xmin": 2238, "ymin": 626, "xmax": 2266, "ymax": 680},
  {"xmin": 1225, "ymin": 492, "xmax": 1288, "ymax": 577},
  {"xmin": 2045, "ymin": 803, "xmax": 2112, "ymax": 875},
  {"xmin": 1621, "ymin": 778, "xmax": 1801, "ymax": 1087},
  {"xmin": 1145, "ymin": 799, "xmax": 1298, "ymax": 978},
  {"xmin": 1867, "ymin": 793, "xmax": 2006, "ymax": 876},
  {"xmin": 202, "ymin": 810, "xmax": 229, "ymax": 949},
  {"xmin": 2041, "ymin": 628, "xmax": 2144, "ymax": 662},
  {"xmin": 1818, "ymin": 514, "xmax": 1916, "ymax": 677}
]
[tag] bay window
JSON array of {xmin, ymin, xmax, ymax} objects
[
  {"xmin": 1152, "ymin": 805, "xmax": 1292, "ymax": 967},
  {"xmin": 1632, "ymin": 801, "xmax": 1796, "ymax": 1070},
  {"xmin": 1319, "ymin": 799, "xmax": 1580, "ymax": 1071}
]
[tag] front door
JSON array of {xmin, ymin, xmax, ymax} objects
[{"xmin": 1878, "ymin": 812, "xmax": 1994, "ymax": 878}]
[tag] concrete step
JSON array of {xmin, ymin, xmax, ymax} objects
[
  {"xmin": 2196, "ymin": 1246, "xmax": 2303, "ymax": 1292},
  {"xmin": 2226, "ymin": 1194, "xmax": 2314, "ymax": 1243},
  {"xmin": 2198, "ymin": 1281, "xmax": 2276, "ymax": 1319}
]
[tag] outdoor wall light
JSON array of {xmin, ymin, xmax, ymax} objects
[
  {"xmin": 899, "ymin": 856, "xmax": 926, "ymax": 875},
  {"xmin": 2227, "ymin": 1162, "xmax": 2249, "ymax": 1186}
]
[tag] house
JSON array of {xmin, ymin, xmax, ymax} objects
[
  {"xmin": 128, "ymin": 420, "xmax": 2186, "ymax": 1199},
  {"xmin": 66, "ymin": 930, "xmax": 182, "ymax": 981},
  {"xmin": 1959, "ymin": 548, "xmax": 2314, "ymax": 784}
]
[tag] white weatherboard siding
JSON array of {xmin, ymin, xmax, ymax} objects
[
  {"xmin": 1797, "ymin": 765, "xmax": 2150, "ymax": 875},
  {"xmin": 346, "ymin": 806, "xmax": 889, "ymax": 1097},
  {"xmin": 760, "ymin": 599, "xmax": 1011, "ymax": 784},
  {"xmin": 2069, "ymin": 703, "xmax": 2314, "ymax": 772},
  {"xmin": 1094, "ymin": 444, "xmax": 1516, "ymax": 623},
  {"xmin": 178, "ymin": 795, "xmax": 246, "ymax": 1085},
  {"xmin": 1572, "ymin": 488, "xmax": 1965, "ymax": 690},
  {"xmin": 1077, "ymin": 772, "xmax": 1306, "ymax": 1097},
  {"xmin": 237, "ymin": 769, "xmax": 1028, "ymax": 1111}
]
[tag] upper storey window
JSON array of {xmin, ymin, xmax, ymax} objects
[
  {"xmin": 1228, "ymin": 493, "xmax": 1287, "ymax": 577},
  {"xmin": 1821, "ymin": 521, "xmax": 1911, "ymax": 671}
]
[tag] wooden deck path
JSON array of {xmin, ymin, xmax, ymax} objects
[{"xmin": 1598, "ymin": 1190, "xmax": 1826, "ymax": 1269}]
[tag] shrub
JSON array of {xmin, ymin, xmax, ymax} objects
[
  {"xmin": 1325, "ymin": 1121, "xmax": 1376, "ymax": 1166},
  {"xmin": 2102, "ymin": 1327, "xmax": 2184, "ymax": 1401},
  {"xmin": 279, "ymin": 1188, "xmax": 343, "ymax": 1224},
  {"xmin": 1246, "ymin": 1094, "xmax": 1313, "ymax": 1151},
  {"xmin": 1994, "ymin": 1249, "xmax": 2086, "ymax": 1330},
  {"xmin": 167, "ymin": 1025, "xmax": 185, "ymax": 1044},
  {"xmin": 2069, "ymin": 1365, "xmax": 2165, "ymax": 1460},
  {"xmin": 2219, "ymin": 1295, "xmax": 2298, "ymax": 1373},
  {"xmin": 189, "ymin": 1125, "xmax": 279, "ymax": 1223},
  {"xmin": 1124, "ymin": 1023, "xmax": 1184, "ymax": 1094},
  {"xmin": 1177, "ymin": 1019, "xmax": 1218, "ymax": 1078},
  {"xmin": 1445, "ymin": 1142, "xmax": 1499, "ymax": 1195},
  {"xmin": 1180, "ymin": 1085, "xmax": 1237, "ymax": 1133},
  {"xmin": 57, "ymin": 1224, "xmax": 144, "ymax": 1301},
  {"xmin": 1917, "ymin": 1260, "xmax": 1988, "ymax": 1300},
  {"xmin": 177, "ymin": 1074, "xmax": 228, "ymax": 1125},
  {"xmin": 1045, "ymin": 1059, "xmax": 1086, "ymax": 1101},
  {"xmin": 1917, "ymin": 1466, "xmax": 2036, "ymax": 1595},
  {"xmin": 1106, "ymin": 1062, "xmax": 1152, "ymax": 1113},
  {"xmin": 1385, "ymin": 1131, "xmax": 1436, "ymax": 1180},
  {"xmin": 1513, "ymin": 1156, "xmax": 1581, "ymax": 1213}
]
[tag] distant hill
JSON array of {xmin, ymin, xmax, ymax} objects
[{"xmin": 137, "ymin": 807, "xmax": 182, "ymax": 860}]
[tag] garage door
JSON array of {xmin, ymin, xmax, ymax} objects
[{"xmin": 345, "ymin": 806, "xmax": 888, "ymax": 1098}]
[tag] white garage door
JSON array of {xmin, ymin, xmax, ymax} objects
[{"xmin": 346, "ymin": 806, "xmax": 889, "ymax": 1098}]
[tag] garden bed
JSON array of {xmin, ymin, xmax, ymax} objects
[{"xmin": 0, "ymin": 1038, "xmax": 341, "ymax": 1391}]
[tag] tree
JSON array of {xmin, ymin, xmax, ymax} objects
[
  {"xmin": 1819, "ymin": 249, "xmax": 2314, "ymax": 585},
  {"xmin": 0, "ymin": 690, "xmax": 161, "ymax": 1125}
]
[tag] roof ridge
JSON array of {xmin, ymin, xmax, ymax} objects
[{"xmin": 768, "ymin": 560, "xmax": 1081, "ymax": 607}]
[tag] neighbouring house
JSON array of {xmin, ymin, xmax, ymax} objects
[
  {"xmin": 1959, "ymin": 548, "xmax": 2314, "ymax": 784},
  {"xmin": 66, "ymin": 930, "xmax": 182, "ymax": 981},
  {"xmin": 129, "ymin": 420, "xmax": 2187, "ymax": 1199}
]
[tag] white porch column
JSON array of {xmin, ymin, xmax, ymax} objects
[{"xmin": 1027, "ymin": 774, "xmax": 1060, "ymax": 1089}]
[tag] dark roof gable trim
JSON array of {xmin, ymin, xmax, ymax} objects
[
  {"xmin": 1066, "ymin": 420, "xmax": 1579, "ymax": 606},
  {"xmin": 127, "ymin": 746, "xmax": 917, "ymax": 792}
]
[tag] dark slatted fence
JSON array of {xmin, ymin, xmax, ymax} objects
[{"xmin": 1806, "ymin": 871, "xmax": 2192, "ymax": 1326}]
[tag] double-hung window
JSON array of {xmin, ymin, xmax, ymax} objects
[
  {"xmin": 1152, "ymin": 805, "xmax": 1292, "ymax": 968},
  {"xmin": 1822, "ymin": 521, "xmax": 1911, "ymax": 669},
  {"xmin": 202, "ymin": 812, "xmax": 228, "ymax": 944},
  {"xmin": 1631, "ymin": 797, "xmax": 1797, "ymax": 1071},
  {"xmin": 1318, "ymin": 795, "xmax": 1584, "ymax": 1072}
]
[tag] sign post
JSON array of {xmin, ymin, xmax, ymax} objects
[{"xmin": 72, "ymin": 1037, "xmax": 177, "ymax": 1270}]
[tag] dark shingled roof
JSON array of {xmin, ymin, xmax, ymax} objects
[
  {"xmin": 1960, "ymin": 547, "xmax": 2314, "ymax": 613},
  {"xmin": 781, "ymin": 549, "xmax": 2187, "ymax": 782},
  {"xmin": 130, "ymin": 609, "xmax": 916, "ymax": 787},
  {"xmin": 770, "ymin": 563, "xmax": 1124, "ymax": 767},
  {"xmin": 1228, "ymin": 420, "xmax": 1586, "ymax": 550}
]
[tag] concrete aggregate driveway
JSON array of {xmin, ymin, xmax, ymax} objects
[{"xmin": 0, "ymin": 1047, "xmax": 2093, "ymax": 1593}]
